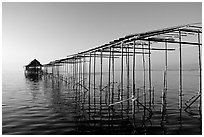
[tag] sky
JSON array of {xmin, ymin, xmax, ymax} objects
[{"xmin": 2, "ymin": 2, "xmax": 202, "ymax": 72}]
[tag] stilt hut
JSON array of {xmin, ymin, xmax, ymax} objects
[{"xmin": 24, "ymin": 59, "xmax": 43, "ymax": 77}]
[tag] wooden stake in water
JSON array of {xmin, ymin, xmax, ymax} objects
[
  {"xmin": 93, "ymin": 51, "xmax": 96, "ymax": 113},
  {"xmin": 126, "ymin": 44, "xmax": 130, "ymax": 117},
  {"xmin": 179, "ymin": 30, "xmax": 183, "ymax": 119},
  {"xmin": 142, "ymin": 44, "xmax": 146, "ymax": 118},
  {"xmin": 100, "ymin": 49, "xmax": 103, "ymax": 121},
  {"xmin": 88, "ymin": 53, "xmax": 92, "ymax": 118},
  {"xmin": 83, "ymin": 56, "xmax": 86, "ymax": 108},
  {"xmin": 112, "ymin": 47, "xmax": 115, "ymax": 105},
  {"xmin": 148, "ymin": 40, "xmax": 152, "ymax": 108},
  {"xmin": 161, "ymin": 41, "xmax": 168, "ymax": 122},
  {"xmin": 132, "ymin": 41, "xmax": 136, "ymax": 118},
  {"xmin": 197, "ymin": 32, "xmax": 202, "ymax": 115},
  {"xmin": 120, "ymin": 43, "xmax": 124, "ymax": 119},
  {"xmin": 108, "ymin": 47, "xmax": 111, "ymax": 105}
]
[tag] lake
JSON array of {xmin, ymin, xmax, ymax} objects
[{"xmin": 2, "ymin": 70, "xmax": 202, "ymax": 135}]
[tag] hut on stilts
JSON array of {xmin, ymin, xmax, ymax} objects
[{"xmin": 24, "ymin": 59, "xmax": 43, "ymax": 77}]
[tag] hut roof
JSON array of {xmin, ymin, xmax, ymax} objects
[{"xmin": 26, "ymin": 59, "xmax": 42, "ymax": 67}]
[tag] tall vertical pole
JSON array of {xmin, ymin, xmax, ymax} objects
[
  {"xmin": 126, "ymin": 44, "xmax": 130, "ymax": 116},
  {"xmin": 79, "ymin": 59, "xmax": 81, "ymax": 104},
  {"xmin": 111, "ymin": 46, "xmax": 115, "ymax": 112},
  {"xmin": 162, "ymin": 41, "xmax": 168, "ymax": 122},
  {"xmin": 72, "ymin": 60, "xmax": 74, "ymax": 90},
  {"xmin": 121, "ymin": 42, "xmax": 124, "ymax": 118},
  {"xmin": 74, "ymin": 59, "xmax": 77, "ymax": 101},
  {"xmin": 64, "ymin": 61, "xmax": 66, "ymax": 83},
  {"xmin": 66, "ymin": 60, "xmax": 69, "ymax": 84},
  {"xmin": 100, "ymin": 49, "xmax": 103, "ymax": 121},
  {"xmin": 197, "ymin": 32, "xmax": 202, "ymax": 115},
  {"xmin": 148, "ymin": 40, "xmax": 152, "ymax": 108},
  {"xmin": 179, "ymin": 30, "xmax": 182, "ymax": 119},
  {"xmin": 76, "ymin": 59, "xmax": 79, "ymax": 103},
  {"xmin": 107, "ymin": 47, "xmax": 111, "ymax": 122},
  {"xmin": 112, "ymin": 47, "xmax": 115, "ymax": 105},
  {"xmin": 57, "ymin": 63, "xmax": 60, "ymax": 88},
  {"xmin": 132, "ymin": 41, "xmax": 136, "ymax": 119},
  {"xmin": 64, "ymin": 62, "xmax": 66, "ymax": 80},
  {"xmin": 108, "ymin": 47, "xmax": 111, "ymax": 105},
  {"xmin": 83, "ymin": 56, "xmax": 86, "ymax": 108},
  {"xmin": 142, "ymin": 44, "xmax": 146, "ymax": 118},
  {"xmin": 93, "ymin": 51, "xmax": 96, "ymax": 113},
  {"xmin": 111, "ymin": 46, "xmax": 115, "ymax": 128},
  {"xmin": 88, "ymin": 52, "xmax": 92, "ymax": 118}
]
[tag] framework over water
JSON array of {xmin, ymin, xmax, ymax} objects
[{"xmin": 42, "ymin": 23, "xmax": 202, "ymax": 134}]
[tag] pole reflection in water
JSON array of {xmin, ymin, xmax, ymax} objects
[{"xmin": 41, "ymin": 67, "xmax": 201, "ymax": 135}]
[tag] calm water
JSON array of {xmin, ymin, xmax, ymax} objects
[{"xmin": 2, "ymin": 70, "xmax": 202, "ymax": 135}]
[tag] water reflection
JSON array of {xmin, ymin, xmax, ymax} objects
[
  {"xmin": 40, "ymin": 75, "xmax": 162, "ymax": 134},
  {"xmin": 39, "ymin": 73, "xmax": 202, "ymax": 134},
  {"xmin": 3, "ymin": 72, "xmax": 201, "ymax": 135},
  {"xmin": 25, "ymin": 74, "xmax": 42, "ymax": 83}
]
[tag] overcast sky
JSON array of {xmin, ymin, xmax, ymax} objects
[{"xmin": 2, "ymin": 2, "xmax": 202, "ymax": 72}]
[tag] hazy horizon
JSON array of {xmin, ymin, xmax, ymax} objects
[{"xmin": 2, "ymin": 2, "xmax": 202, "ymax": 72}]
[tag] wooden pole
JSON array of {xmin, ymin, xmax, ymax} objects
[
  {"xmin": 132, "ymin": 41, "xmax": 136, "ymax": 118},
  {"xmin": 148, "ymin": 40, "xmax": 152, "ymax": 108},
  {"xmin": 112, "ymin": 47, "xmax": 115, "ymax": 105},
  {"xmin": 93, "ymin": 51, "xmax": 96, "ymax": 113},
  {"xmin": 100, "ymin": 49, "xmax": 103, "ymax": 120},
  {"xmin": 83, "ymin": 56, "xmax": 86, "ymax": 108},
  {"xmin": 142, "ymin": 44, "xmax": 146, "ymax": 118},
  {"xmin": 126, "ymin": 44, "xmax": 130, "ymax": 116},
  {"xmin": 197, "ymin": 32, "xmax": 202, "ymax": 115},
  {"xmin": 108, "ymin": 47, "xmax": 111, "ymax": 105},
  {"xmin": 162, "ymin": 41, "xmax": 168, "ymax": 122},
  {"xmin": 121, "ymin": 42, "xmax": 124, "ymax": 118},
  {"xmin": 179, "ymin": 30, "xmax": 183, "ymax": 119},
  {"xmin": 88, "ymin": 53, "xmax": 92, "ymax": 118}
]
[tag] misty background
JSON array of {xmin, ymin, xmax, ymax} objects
[{"xmin": 2, "ymin": 2, "xmax": 202, "ymax": 72}]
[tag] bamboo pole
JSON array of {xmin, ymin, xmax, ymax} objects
[
  {"xmin": 161, "ymin": 41, "xmax": 168, "ymax": 122},
  {"xmin": 197, "ymin": 32, "xmax": 202, "ymax": 115},
  {"xmin": 88, "ymin": 53, "xmax": 92, "ymax": 118},
  {"xmin": 126, "ymin": 44, "xmax": 130, "ymax": 117},
  {"xmin": 179, "ymin": 30, "xmax": 183, "ymax": 120},
  {"xmin": 100, "ymin": 49, "xmax": 103, "ymax": 120},
  {"xmin": 142, "ymin": 44, "xmax": 146, "ymax": 119},
  {"xmin": 108, "ymin": 47, "xmax": 111, "ymax": 105},
  {"xmin": 132, "ymin": 41, "xmax": 136, "ymax": 118},
  {"xmin": 80, "ymin": 56, "xmax": 85, "ymax": 114},
  {"xmin": 148, "ymin": 40, "xmax": 152, "ymax": 108},
  {"xmin": 112, "ymin": 47, "xmax": 115, "ymax": 105},
  {"xmin": 121, "ymin": 42, "xmax": 124, "ymax": 119},
  {"xmin": 93, "ymin": 51, "xmax": 96, "ymax": 113}
]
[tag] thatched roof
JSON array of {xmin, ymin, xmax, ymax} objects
[{"xmin": 26, "ymin": 59, "xmax": 42, "ymax": 67}]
